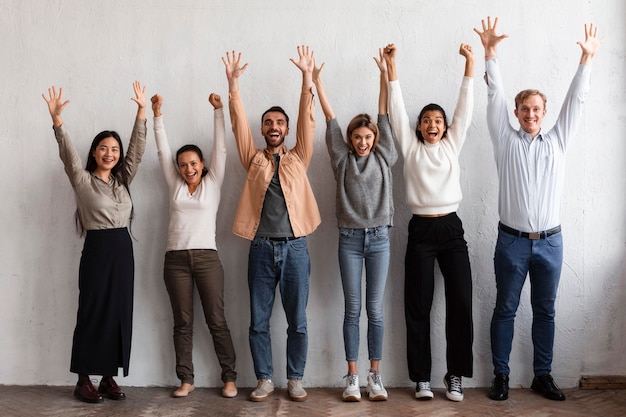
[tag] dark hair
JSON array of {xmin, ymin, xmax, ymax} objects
[
  {"xmin": 415, "ymin": 103, "xmax": 448, "ymax": 143},
  {"xmin": 261, "ymin": 106, "xmax": 290, "ymax": 127},
  {"xmin": 75, "ymin": 131, "xmax": 133, "ymax": 236},
  {"xmin": 176, "ymin": 144, "xmax": 208, "ymax": 177},
  {"xmin": 346, "ymin": 113, "xmax": 379, "ymax": 153}
]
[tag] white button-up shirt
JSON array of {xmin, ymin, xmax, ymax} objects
[{"xmin": 485, "ymin": 59, "xmax": 591, "ymax": 233}]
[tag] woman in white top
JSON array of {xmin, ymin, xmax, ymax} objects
[
  {"xmin": 151, "ymin": 93, "xmax": 237, "ymax": 398},
  {"xmin": 383, "ymin": 43, "xmax": 474, "ymax": 402}
]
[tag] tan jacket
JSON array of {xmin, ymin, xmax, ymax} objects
[{"xmin": 228, "ymin": 86, "xmax": 321, "ymax": 240}]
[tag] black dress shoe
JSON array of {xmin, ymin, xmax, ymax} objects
[
  {"xmin": 99, "ymin": 377, "xmax": 126, "ymax": 400},
  {"xmin": 488, "ymin": 373, "xmax": 509, "ymax": 401},
  {"xmin": 74, "ymin": 381, "xmax": 104, "ymax": 403},
  {"xmin": 531, "ymin": 374, "xmax": 565, "ymax": 401}
]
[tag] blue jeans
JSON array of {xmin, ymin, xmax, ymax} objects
[
  {"xmin": 248, "ymin": 236, "xmax": 310, "ymax": 381},
  {"xmin": 491, "ymin": 228, "xmax": 563, "ymax": 376},
  {"xmin": 338, "ymin": 226, "xmax": 390, "ymax": 362}
]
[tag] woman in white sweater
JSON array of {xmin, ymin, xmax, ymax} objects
[
  {"xmin": 383, "ymin": 43, "xmax": 474, "ymax": 402},
  {"xmin": 151, "ymin": 93, "xmax": 237, "ymax": 398}
]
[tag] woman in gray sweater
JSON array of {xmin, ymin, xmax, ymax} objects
[{"xmin": 313, "ymin": 50, "xmax": 397, "ymax": 402}]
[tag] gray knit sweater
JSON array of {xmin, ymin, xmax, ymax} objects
[{"xmin": 326, "ymin": 114, "xmax": 398, "ymax": 228}]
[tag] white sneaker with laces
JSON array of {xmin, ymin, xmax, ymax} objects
[
  {"xmin": 342, "ymin": 374, "xmax": 361, "ymax": 402},
  {"xmin": 415, "ymin": 381, "xmax": 434, "ymax": 400},
  {"xmin": 249, "ymin": 379, "xmax": 274, "ymax": 402},
  {"xmin": 366, "ymin": 370, "xmax": 388, "ymax": 401},
  {"xmin": 287, "ymin": 379, "xmax": 308, "ymax": 402},
  {"xmin": 444, "ymin": 373, "xmax": 463, "ymax": 402}
]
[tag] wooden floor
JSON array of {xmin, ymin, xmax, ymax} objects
[{"xmin": 1, "ymin": 385, "xmax": 625, "ymax": 417}]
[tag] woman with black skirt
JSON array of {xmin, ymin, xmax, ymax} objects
[{"xmin": 42, "ymin": 82, "xmax": 147, "ymax": 403}]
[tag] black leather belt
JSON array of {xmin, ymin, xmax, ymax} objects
[
  {"xmin": 266, "ymin": 236, "xmax": 298, "ymax": 242},
  {"xmin": 498, "ymin": 222, "xmax": 561, "ymax": 240}
]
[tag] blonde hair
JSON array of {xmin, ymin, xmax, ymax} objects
[{"xmin": 514, "ymin": 89, "xmax": 547, "ymax": 110}]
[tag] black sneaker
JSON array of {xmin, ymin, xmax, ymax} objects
[
  {"xmin": 531, "ymin": 374, "xmax": 566, "ymax": 401},
  {"xmin": 488, "ymin": 373, "xmax": 509, "ymax": 401},
  {"xmin": 443, "ymin": 373, "xmax": 463, "ymax": 402}
]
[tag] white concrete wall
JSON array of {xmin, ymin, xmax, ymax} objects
[{"xmin": 1, "ymin": 0, "xmax": 624, "ymax": 390}]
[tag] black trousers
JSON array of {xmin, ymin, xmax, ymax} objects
[{"xmin": 404, "ymin": 213, "xmax": 473, "ymax": 382}]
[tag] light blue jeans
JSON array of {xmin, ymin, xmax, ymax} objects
[
  {"xmin": 491, "ymin": 228, "xmax": 563, "ymax": 376},
  {"xmin": 248, "ymin": 236, "xmax": 310, "ymax": 381},
  {"xmin": 338, "ymin": 226, "xmax": 390, "ymax": 362}
]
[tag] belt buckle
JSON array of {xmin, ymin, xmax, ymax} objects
[{"xmin": 528, "ymin": 232, "xmax": 541, "ymax": 240}]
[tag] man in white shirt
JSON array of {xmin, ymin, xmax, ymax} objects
[{"xmin": 474, "ymin": 16, "xmax": 602, "ymax": 402}]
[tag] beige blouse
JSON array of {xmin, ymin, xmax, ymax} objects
[{"xmin": 54, "ymin": 119, "xmax": 146, "ymax": 231}]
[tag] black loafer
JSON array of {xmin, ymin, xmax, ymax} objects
[
  {"xmin": 74, "ymin": 381, "xmax": 104, "ymax": 403},
  {"xmin": 99, "ymin": 377, "xmax": 126, "ymax": 400},
  {"xmin": 531, "ymin": 374, "xmax": 565, "ymax": 401},
  {"xmin": 488, "ymin": 373, "xmax": 509, "ymax": 401}
]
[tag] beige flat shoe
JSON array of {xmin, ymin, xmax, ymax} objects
[
  {"xmin": 222, "ymin": 381, "xmax": 238, "ymax": 398},
  {"xmin": 172, "ymin": 383, "xmax": 195, "ymax": 398}
]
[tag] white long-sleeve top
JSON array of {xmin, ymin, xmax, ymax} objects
[
  {"xmin": 153, "ymin": 108, "xmax": 226, "ymax": 251},
  {"xmin": 388, "ymin": 77, "xmax": 474, "ymax": 215}
]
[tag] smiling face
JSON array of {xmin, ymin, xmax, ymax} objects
[
  {"xmin": 350, "ymin": 126, "xmax": 376, "ymax": 157},
  {"xmin": 91, "ymin": 136, "xmax": 120, "ymax": 173},
  {"xmin": 418, "ymin": 110, "xmax": 447, "ymax": 144},
  {"xmin": 177, "ymin": 151, "xmax": 205, "ymax": 187},
  {"xmin": 514, "ymin": 94, "xmax": 546, "ymax": 138},
  {"xmin": 261, "ymin": 111, "xmax": 289, "ymax": 152}
]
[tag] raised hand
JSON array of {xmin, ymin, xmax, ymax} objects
[
  {"xmin": 382, "ymin": 44, "xmax": 398, "ymax": 81},
  {"xmin": 312, "ymin": 62, "xmax": 325, "ymax": 85},
  {"xmin": 131, "ymin": 80, "xmax": 147, "ymax": 109},
  {"xmin": 42, "ymin": 85, "xmax": 69, "ymax": 127},
  {"xmin": 459, "ymin": 43, "xmax": 474, "ymax": 59},
  {"xmin": 290, "ymin": 45, "xmax": 315, "ymax": 74},
  {"xmin": 473, "ymin": 16, "xmax": 508, "ymax": 59},
  {"xmin": 151, "ymin": 94, "xmax": 162, "ymax": 117},
  {"xmin": 222, "ymin": 51, "xmax": 248, "ymax": 81},
  {"xmin": 382, "ymin": 43, "xmax": 397, "ymax": 65},
  {"xmin": 209, "ymin": 93, "xmax": 223, "ymax": 110},
  {"xmin": 577, "ymin": 23, "xmax": 603, "ymax": 64},
  {"xmin": 373, "ymin": 47, "xmax": 387, "ymax": 74}
]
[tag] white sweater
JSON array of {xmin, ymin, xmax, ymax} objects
[
  {"xmin": 153, "ymin": 109, "xmax": 226, "ymax": 251},
  {"xmin": 388, "ymin": 77, "xmax": 473, "ymax": 215}
]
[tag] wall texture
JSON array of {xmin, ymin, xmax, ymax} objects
[{"xmin": 1, "ymin": 0, "xmax": 624, "ymax": 389}]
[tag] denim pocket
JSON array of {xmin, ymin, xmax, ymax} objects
[
  {"xmin": 339, "ymin": 228, "xmax": 354, "ymax": 239},
  {"xmin": 373, "ymin": 226, "xmax": 390, "ymax": 241},
  {"xmin": 546, "ymin": 232, "xmax": 563, "ymax": 248},
  {"xmin": 288, "ymin": 236, "xmax": 308, "ymax": 251},
  {"xmin": 496, "ymin": 230, "xmax": 517, "ymax": 248}
]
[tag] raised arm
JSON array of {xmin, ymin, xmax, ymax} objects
[
  {"xmin": 151, "ymin": 94, "xmax": 179, "ymax": 186},
  {"xmin": 222, "ymin": 50, "xmax": 256, "ymax": 169},
  {"xmin": 459, "ymin": 43, "xmax": 475, "ymax": 78},
  {"xmin": 312, "ymin": 61, "xmax": 335, "ymax": 121},
  {"xmin": 206, "ymin": 93, "xmax": 227, "ymax": 185},
  {"xmin": 577, "ymin": 23, "xmax": 603, "ymax": 65},
  {"xmin": 473, "ymin": 16, "xmax": 509, "ymax": 60},
  {"xmin": 42, "ymin": 86, "xmax": 69, "ymax": 128},
  {"xmin": 125, "ymin": 81, "xmax": 148, "ymax": 183},
  {"xmin": 289, "ymin": 45, "xmax": 316, "ymax": 166},
  {"xmin": 374, "ymin": 48, "xmax": 388, "ymax": 114}
]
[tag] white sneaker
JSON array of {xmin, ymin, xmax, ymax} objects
[
  {"xmin": 249, "ymin": 379, "xmax": 274, "ymax": 402},
  {"xmin": 366, "ymin": 370, "xmax": 388, "ymax": 401},
  {"xmin": 342, "ymin": 374, "xmax": 361, "ymax": 402},
  {"xmin": 444, "ymin": 373, "xmax": 463, "ymax": 402},
  {"xmin": 415, "ymin": 381, "xmax": 434, "ymax": 400},
  {"xmin": 287, "ymin": 379, "xmax": 308, "ymax": 402}
]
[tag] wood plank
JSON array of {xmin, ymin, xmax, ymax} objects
[{"xmin": 579, "ymin": 375, "xmax": 626, "ymax": 389}]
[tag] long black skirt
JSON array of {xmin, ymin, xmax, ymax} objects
[{"xmin": 70, "ymin": 227, "xmax": 134, "ymax": 377}]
